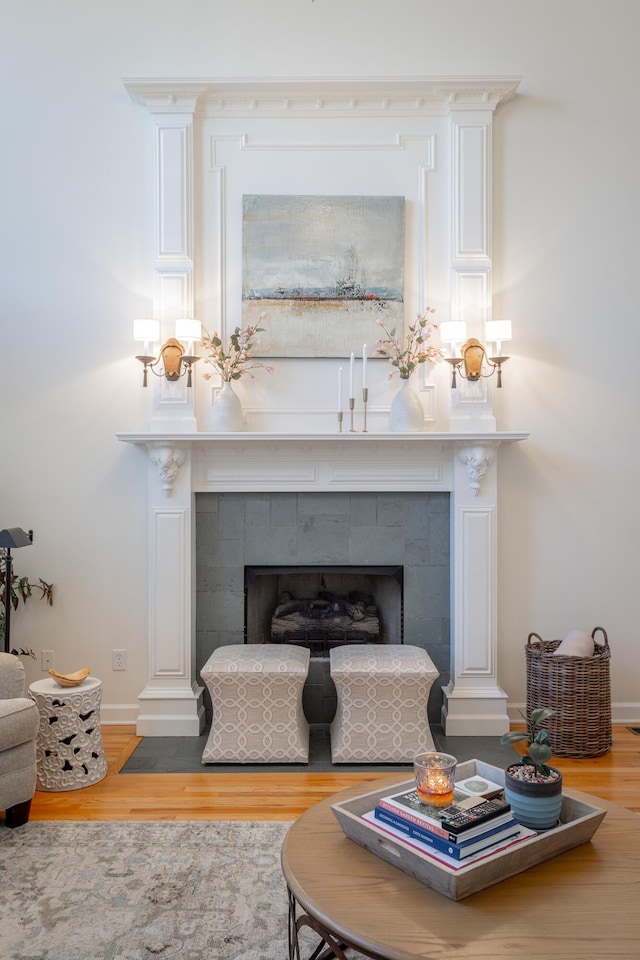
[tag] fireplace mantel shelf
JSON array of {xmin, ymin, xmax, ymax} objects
[
  {"xmin": 117, "ymin": 431, "xmax": 528, "ymax": 443},
  {"xmin": 117, "ymin": 431, "xmax": 528, "ymax": 497}
]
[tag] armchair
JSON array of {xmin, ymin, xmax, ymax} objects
[{"xmin": 0, "ymin": 652, "xmax": 39, "ymax": 827}]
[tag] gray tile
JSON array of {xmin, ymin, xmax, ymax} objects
[
  {"xmin": 270, "ymin": 493, "xmax": 298, "ymax": 526},
  {"xmin": 197, "ymin": 494, "xmax": 219, "ymax": 516},
  {"xmin": 404, "ymin": 497, "xmax": 430, "ymax": 538},
  {"xmin": 428, "ymin": 507, "xmax": 450, "ymax": 565},
  {"xmin": 297, "ymin": 493, "xmax": 351, "ymax": 516},
  {"xmin": 350, "ymin": 526, "xmax": 404, "ymax": 564},
  {"xmin": 218, "ymin": 500, "xmax": 246, "ymax": 539},
  {"xmin": 245, "ymin": 497, "xmax": 271, "ymax": 527},
  {"xmin": 122, "ymin": 726, "xmax": 512, "ymax": 774},
  {"xmin": 297, "ymin": 517, "xmax": 351, "ymax": 563},
  {"xmin": 376, "ymin": 496, "xmax": 404, "ymax": 527},
  {"xmin": 349, "ymin": 494, "xmax": 378, "ymax": 526},
  {"xmin": 245, "ymin": 525, "xmax": 298, "ymax": 563},
  {"xmin": 403, "ymin": 538, "xmax": 429, "ymax": 565}
]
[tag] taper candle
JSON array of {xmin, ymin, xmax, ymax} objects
[
  {"xmin": 338, "ymin": 366, "xmax": 343, "ymax": 412},
  {"xmin": 349, "ymin": 353, "xmax": 354, "ymax": 397},
  {"xmin": 362, "ymin": 343, "xmax": 367, "ymax": 388}
]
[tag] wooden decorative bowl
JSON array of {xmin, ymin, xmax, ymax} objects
[{"xmin": 48, "ymin": 667, "xmax": 91, "ymax": 687}]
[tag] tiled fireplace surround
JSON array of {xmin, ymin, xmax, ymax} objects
[
  {"xmin": 117, "ymin": 433, "xmax": 526, "ymax": 738},
  {"xmin": 196, "ymin": 490, "xmax": 450, "ymax": 728}
]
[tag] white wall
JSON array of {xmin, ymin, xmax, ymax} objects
[{"xmin": 3, "ymin": 1, "xmax": 638, "ymax": 722}]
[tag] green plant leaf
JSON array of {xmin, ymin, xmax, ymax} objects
[
  {"xmin": 528, "ymin": 741, "xmax": 553, "ymax": 765},
  {"xmin": 531, "ymin": 707, "xmax": 555, "ymax": 725},
  {"xmin": 500, "ymin": 731, "xmax": 530, "ymax": 745}
]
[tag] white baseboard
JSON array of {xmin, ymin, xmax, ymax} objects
[{"xmin": 506, "ymin": 702, "xmax": 640, "ymax": 726}]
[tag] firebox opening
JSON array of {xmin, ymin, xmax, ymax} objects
[{"xmin": 245, "ymin": 565, "xmax": 403, "ymax": 658}]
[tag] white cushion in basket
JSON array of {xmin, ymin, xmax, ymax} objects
[{"xmin": 553, "ymin": 629, "xmax": 594, "ymax": 657}]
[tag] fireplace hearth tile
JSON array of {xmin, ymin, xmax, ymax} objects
[{"xmin": 121, "ymin": 725, "xmax": 516, "ymax": 775}]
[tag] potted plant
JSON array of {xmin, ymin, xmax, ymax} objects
[
  {"xmin": 500, "ymin": 707, "xmax": 563, "ymax": 830},
  {"xmin": 0, "ymin": 546, "xmax": 53, "ymax": 658}
]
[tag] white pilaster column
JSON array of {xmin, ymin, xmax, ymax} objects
[
  {"xmin": 136, "ymin": 442, "xmax": 204, "ymax": 735},
  {"xmin": 149, "ymin": 106, "xmax": 198, "ymax": 432},
  {"xmin": 449, "ymin": 107, "xmax": 496, "ymax": 430},
  {"xmin": 441, "ymin": 440, "xmax": 508, "ymax": 735}
]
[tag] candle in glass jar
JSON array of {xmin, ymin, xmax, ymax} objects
[
  {"xmin": 413, "ymin": 752, "xmax": 457, "ymax": 807},
  {"xmin": 416, "ymin": 770, "xmax": 455, "ymax": 805}
]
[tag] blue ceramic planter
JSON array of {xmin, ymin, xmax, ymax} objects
[{"xmin": 505, "ymin": 764, "xmax": 563, "ymax": 831}]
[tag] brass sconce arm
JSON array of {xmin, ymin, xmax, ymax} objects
[
  {"xmin": 136, "ymin": 337, "xmax": 200, "ymax": 387},
  {"xmin": 445, "ymin": 338, "xmax": 509, "ymax": 388}
]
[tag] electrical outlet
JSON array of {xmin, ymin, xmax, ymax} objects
[
  {"xmin": 41, "ymin": 649, "xmax": 55, "ymax": 671},
  {"xmin": 112, "ymin": 648, "xmax": 127, "ymax": 671}
]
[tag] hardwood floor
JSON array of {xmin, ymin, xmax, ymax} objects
[{"xmin": 24, "ymin": 723, "xmax": 640, "ymax": 822}]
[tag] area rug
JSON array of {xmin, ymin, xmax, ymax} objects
[{"xmin": 0, "ymin": 820, "xmax": 366, "ymax": 960}]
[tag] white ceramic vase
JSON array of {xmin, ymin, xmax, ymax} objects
[
  {"xmin": 209, "ymin": 380, "xmax": 244, "ymax": 432},
  {"xmin": 388, "ymin": 378, "xmax": 424, "ymax": 432}
]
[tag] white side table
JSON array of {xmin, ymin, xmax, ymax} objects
[{"xmin": 28, "ymin": 676, "xmax": 107, "ymax": 791}]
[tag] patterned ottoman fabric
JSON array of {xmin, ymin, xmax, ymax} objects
[
  {"xmin": 200, "ymin": 644, "xmax": 310, "ymax": 763},
  {"xmin": 329, "ymin": 644, "xmax": 439, "ymax": 762}
]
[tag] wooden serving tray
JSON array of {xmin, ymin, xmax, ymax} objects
[{"xmin": 330, "ymin": 759, "xmax": 607, "ymax": 900}]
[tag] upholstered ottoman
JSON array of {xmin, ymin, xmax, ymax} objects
[
  {"xmin": 329, "ymin": 644, "xmax": 439, "ymax": 762},
  {"xmin": 200, "ymin": 644, "xmax": 310, "ymax": 763}
]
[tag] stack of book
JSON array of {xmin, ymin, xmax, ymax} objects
[{"xmin": 363, "ymin": 774, "xmax": 535, "ymax": 869}]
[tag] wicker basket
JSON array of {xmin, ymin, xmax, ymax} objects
[{"xmin": 525, "ymin": 627, "xmax": 611, "ymax": 758}]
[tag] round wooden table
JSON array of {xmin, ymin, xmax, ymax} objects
[{"xmin": 281, "ymin": 780, "xmax": 640, "ymax": 960}]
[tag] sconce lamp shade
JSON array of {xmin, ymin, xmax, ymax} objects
[
  {"xmin": 175, "ymin": 318, "xmax": 202, "ymax": 344},
  {"xmin": 485, "ymin": 319, "xmax": 512, "ymax": 345},
  {"xmin": 133, "ymin": 318, "xmax": 160, "ymax": 343},
  {"xmin": 439, "ymin": 321, "xmax": 467, "ymax": 347},
  {"xmin": 0, "ymin": 527, "xmax": 32, "ymax": 549}
]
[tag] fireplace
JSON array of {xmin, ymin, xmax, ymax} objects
[
  {"xmin": 245, "ymin": 565, "xmax": 403, "ymax": 652},
  {"xmin": 196, "ymin": 491, "xmax": 449, "ymax": 726},
  {"xmin": 117, "ymin": 77, "xmax": 526, "ymax": 737},
  {"xmin": 117, "ymin": 432, "xmax": 526, "ymax": 736}
]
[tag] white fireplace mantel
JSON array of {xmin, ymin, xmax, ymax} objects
[
  {"xmin": 118, "ymin": 432, "xmax": 526, "ymax": 496},
  {"xmin": 118, "ymin": 431, "xmax": 527, "ymax": 738},
  {"xmin": 120, "ymin": 74, "xmax": 526, "ymax": 738}
]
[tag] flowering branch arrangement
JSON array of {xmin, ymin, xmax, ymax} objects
[
  {"xmin": 375, "ymin": 307, "xmax": 443, "ymax": 379},
  {"xmin": 201, "ymin": 315, "xmax": 274, "ymax": 382}
]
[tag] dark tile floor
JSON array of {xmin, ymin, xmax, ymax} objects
[{"xmin": 121, "ymin": 724, "xmax": 515, "ymax": 774}]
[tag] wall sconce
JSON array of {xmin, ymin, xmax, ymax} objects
[
  {"xmin": 441, "ymin": 320, "xmax": 512, "ymax": 389},
  {"xmin": 134, "ymin": 318, "xmax": 201, "ymax": 387}
]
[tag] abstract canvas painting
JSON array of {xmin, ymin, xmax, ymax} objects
[{"xmin": 242, "ymin": 195, "xmax": 405, "ymax": 357}]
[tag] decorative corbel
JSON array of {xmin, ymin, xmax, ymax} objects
[
  {"xmin": 147, "ymin": 444, "xmax": 187, "ymax": 496},
  {"xmin": 457, "ymin": 442, "xmax": 499, "ymax": 496}
]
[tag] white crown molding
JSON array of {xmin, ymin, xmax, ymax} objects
[{"xmin": 123, "ymin": 76, "xmax": 522, "ymax": 118}]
